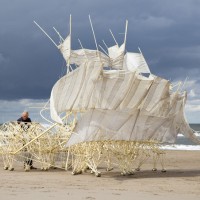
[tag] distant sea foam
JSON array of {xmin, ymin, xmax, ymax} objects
[
  {"xmin": 161, "ymin": 144, "xmax": 200, "ymax": 151},
  {"xmin": 163, "ymin": 124, "xmax": 200, "ymax": 151}
]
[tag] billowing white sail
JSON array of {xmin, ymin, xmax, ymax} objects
[
  {"xmin": 123, "ymin": 52, "xmax": 151, "ymax": 73},
  {"xmin": 108, "ymin": 43, "xmax": 125, "ymax": 69},
  {"xmin": 49, "ymin": 21, "xmax": 200, "ymax": 147},
  {"xmin": 58, "ymin": 35, "xmax": 71, "ymax": 61}
]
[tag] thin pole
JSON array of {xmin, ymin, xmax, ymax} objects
[
  {"xmin": 13, "ymin": 123, "xmax": 57, "ymax": 155},
  {"xmin": 69, "ymin": 64, "xmax": 73, "ymax": 71},
  {"xmin": 65, "ymin": 146, "xmax": 71, "ymax": 170},
  {"xmin": 124, "ymin": 20, "xmax": 128, "ymax": 46},
  {"xmin": 138, "ymin": 47, "xmax": 142, "ymax": 54},
  {"xmin": 66, "ymin": 65, "xmax": 69, "ymax": 74},
  {"xmin": 12, "ymin": 116, "xmax": 67, "ymax": 155},
  {"xmin": 180, "ymin": 76, "xmax": 189, "ymax": 91},
  {"xmin": 69, "ymin": 14, "xmax": 72, "ymax": 55},
  {"xmin": 109, "ymin": 29, "xmax": 118, "ymax": 46},
  {"xmin": 43, "ymin": 98, "xmax": 50, "ymax": 109},
  {"xmin": 78, "ymin": 38, "xmax": 88, "ymax": 60},
  {"xmin": 177, "ymin": 81, "xmax": 182, "ymax": 92},
  {"xmin": 138, "ymin": 47, "xmax": 151, "ymax": 73},
  {"xmin": 53, "ymin": 27, "xmax": 64, "ymax": 42},
  {"xmin": 78, "ymin": 38, "xmax": 84, "ymax": 49},
  {"xmin": 40, "ymin": 108, "xmax": 54, "ymax": 125},
  {"xmin": 138, "ymin": 47, "xmax": 147, "ymax": 61},
  {"xmin": 99, "ymin": 45, "xmax": 109, "ymax": 56},
  {"xmin": 66, "ymin": 15, "xmax": 72, "ymax": 73},
  {"xmin": 89, "ymin": 15, "xmax": 98, "ymax": 51},
  {"xmin": 102, "ymin": 40, "xmax": 108, "ymax": 50},
  {"xmin": 34, "ymin": 21, "xmax": 58, "ymax": 47},
  {"xmin": 39, "ymin": 99, "xmax": 54, "ymax": 124}
]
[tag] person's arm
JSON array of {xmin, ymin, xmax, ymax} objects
[{"xmin": 17, "ymin": 118, "xmax": 22, "ymax": 123}]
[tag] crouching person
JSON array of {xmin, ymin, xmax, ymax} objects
[{"xmin": 17, "ymin": 111, "xmax": 37, "ymax": 170}]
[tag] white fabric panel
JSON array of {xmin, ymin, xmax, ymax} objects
[
  {"xmin": 66, "ymin": 108, "xmax": 179, "ymax": 147},
  {"xmin": 70, "ymin": 49, "xmax": 109, "ymax": 66},
  {"xmin": 50, "ymin": 91, "xmax": 62, "ymax": 124},
  {"xmin": 108, "ymin": 43, "xmax": 125, "ymax": 59},
  {"xmin": 174, "ymin": 92, "xmax": 200, "ymax": 144},
  {"xmin": 108, "ymin": 45, "xmax": 119, "ymax": 59},
  {"xmin": 59, "ymin": 39, "xmax": 110, "ymax": 66},
  {"xmin": 73, "ymin": 61, "xmax": 102, "ymax": 109},
  {"xmin": 51, "ymin": 39, "xmax": 200, "ymax": 146},
  {"xmin": 123, "ymin": 52, "xmax": 151, "ymax": 73},
  {"xmin": 50, "ymin": 61, "xmax": 102, "ymax": 122},
  {"xmin": 142, "ymin": 77, "xmax": 169, "ymax": 112},
  {"xmin": 50, "ymin": 64, "xmax": 155, "ymax": 123},
  {"xmin": 126, "ymin": 78, "xmax": 153, "ymax": 110},
  {"xmin": 108, "ymin": 44, "xmax": 125, "ymax": 69},
  {"xmin": 58, "ymin": 35, "xmax": 70, "ymax": 61}
]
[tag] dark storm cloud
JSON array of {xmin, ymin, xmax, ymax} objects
[{"xmin": 0, "ymin": 0, "xmax": 200, "ymax": 100}]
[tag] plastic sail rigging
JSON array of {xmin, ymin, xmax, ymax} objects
[
  {"xmin": 28, "ymin": 16, "xmax": 200, "ymax": 176},
  {"xmin": 50, "ymin": 18, "xmax": 200, "ymax": 148}
]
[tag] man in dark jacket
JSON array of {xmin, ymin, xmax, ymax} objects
[
  {"xmin": 17, "ymin": 111, "xmax": 31, "ymax": 123},
  {"xmin": 17, "ymin": 111, "xmax": 37, "ymax": 170}
]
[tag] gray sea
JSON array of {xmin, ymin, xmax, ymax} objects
[
  {"xmin": 161, "ymin": 124, "xmax": 200, "ymax": 150},
  {"xmin": 176, "ymin": 124, "xmax": 200, "ymax": 145}
]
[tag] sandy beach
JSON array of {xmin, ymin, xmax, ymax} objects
[{"xmin": 0, "ymin": 150, "xmax": 200, "ymax": 200}]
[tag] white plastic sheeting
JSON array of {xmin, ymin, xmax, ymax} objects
[
  {"xmin": 123, "ymin": 52, "xmax": 151, "ymax": 73},
  {"xmin": 50, "ymin": 60, "xmax": 200, "ymax": 146},
  {"xmin": 49, "ymin": 34, "xmax": 200, "ymax": 146}
]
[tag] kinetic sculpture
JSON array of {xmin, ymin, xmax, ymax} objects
[
  {"xmin": 48, "ymin": 16, "xmax": 200, "ymax": 176},
  {"xmin": 0, "ymin": 16, "xmax": 199, "ymax": 176}
]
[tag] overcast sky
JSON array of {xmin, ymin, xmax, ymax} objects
[{"xmin": 0, "ymin": 0, "xmax": 200, "ymax": 123}]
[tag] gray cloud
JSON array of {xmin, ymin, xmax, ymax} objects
[
  {"xmin": 0, "ymin": 0, "xmax": 200, "ymax": 122},
  {"xmin": 0, "ymin": 99, "xmax": 48, "ymax": 123}
]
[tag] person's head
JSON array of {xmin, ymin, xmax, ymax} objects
[{"xmin": 21, "ymin": 111, "xmax": 29, "ymax": 120}]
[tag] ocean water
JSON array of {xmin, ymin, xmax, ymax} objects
[{"xmin": 163, "ymin": 124, "xmax": 200, "ymax": 151}]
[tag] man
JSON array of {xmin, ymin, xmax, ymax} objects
[
  {"xmin": 17, "ymin": 111, "xmax": 31, "ymax": 123},
  {"xmin": 17, "ymin": 111, "xmax": 37, "ymax": 170}
]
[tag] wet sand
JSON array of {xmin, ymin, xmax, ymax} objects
[{"xmin": 0, "ymin": 150, "xmax": 200, "ymax": 200}]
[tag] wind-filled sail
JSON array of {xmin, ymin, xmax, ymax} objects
[
  {"xmin": 58, "ymin": 35, "xmax": 71, "ymax": 61},
  {"xmin": 108, "ymin": 43, "xmax": 125, "ymax": 69},
  {"xmin": 123, "ymin": 52, "xmax": 151, "ymax": 73},
  {"xmin": 49, "ymin": 21, "xmax": 200, "ymax": 147}
]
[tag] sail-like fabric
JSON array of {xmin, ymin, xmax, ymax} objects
[
  {"xmin": 66, "ymin": 91, "xmax": 200, "ymax": 147},
  {"xmin": 58, "ymin": 35, "xmax": 110, "ymax": 66},
  {"xmin": 108, "ymin": 43, "xmax": 125, "ymax": 69},
  {"xmin": 50, "ymin": 59, "xmax": 200, "ymax": 146},
  {"xmin": 123, "ymin": 52, "xmax": 151, "ymax": 73},
  {"xmin": 50, "ymin": 61, "xmax": 102, "ymax": 122},
  {"xmin": 50, "ymin": 61, "xmax": 153, "ymax": 123},
  {"xmin": 108, "ymin": 44, "xmax": 125, "ymax": 59},
  {"xmin": 50, "ymin": 31, "xmax": 200, "ymax": 147},
  {"xmin": 70, "ymin": 49, "xmax": 109, "ymax": 66},
  {"xmin": 66, "ymin": 109, "xmax": 176, "ymax": 146},
  {"xmin": 58, "ymin": 35, "xmax": 71, "ymax": 61}
]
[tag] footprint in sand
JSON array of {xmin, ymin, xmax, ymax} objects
[{"xmin": 85, "ymin": 197, "xmax": 95, "ymax": 200}]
